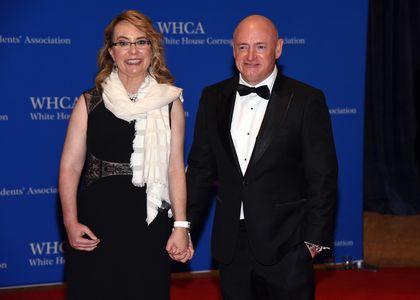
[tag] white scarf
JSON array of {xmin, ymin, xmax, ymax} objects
[{"xmin": 102, "ymin": 72, "xmax": 182, "ymax": 224}]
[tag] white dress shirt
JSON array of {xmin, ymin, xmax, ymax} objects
[{"xmin": 230, "ymin": 66, "xmax": 278, "ymax": 219}]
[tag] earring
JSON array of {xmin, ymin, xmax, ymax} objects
[
  {"xmin": 112, "ymin": 62, "xmax": 118, "ymax": 73},
  {"xmin": 148, "ymin": 65, "xmax": 154, "ymax": 76}
]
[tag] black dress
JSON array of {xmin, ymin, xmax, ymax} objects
[{"xmin": 65, "ymin": 89, "xmax": 172, "ymax": 300}]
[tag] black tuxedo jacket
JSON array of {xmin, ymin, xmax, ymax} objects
[{"xmin": 187, "ymin": 72, "xmax": 338, "ymax": 266}]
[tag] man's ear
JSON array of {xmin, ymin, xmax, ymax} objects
[{"xmin": 275, "ymin": 39, "xmax": 284, "ymax": 59}]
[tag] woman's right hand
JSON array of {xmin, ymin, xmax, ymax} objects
[{"xmin": 65, "ymin": 222, "xmax": 100, "ymax": 251}]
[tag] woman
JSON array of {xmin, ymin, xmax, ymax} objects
[{"xmin": 59, "ymin": 10, "xmax": 193, "ymax": 300}]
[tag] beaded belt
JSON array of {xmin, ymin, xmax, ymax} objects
[{"xmin": 84, "ymin": 152, "xmax": 132, "ymax": 187}]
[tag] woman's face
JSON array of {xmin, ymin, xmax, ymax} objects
[{"xmin": 108, "ymin": 20, "xmax": 152, "ymax": 82}]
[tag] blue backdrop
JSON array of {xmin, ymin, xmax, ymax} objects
[{"xmin": 0, "ymin": 0, "xmax": 367, "ymax": 288}]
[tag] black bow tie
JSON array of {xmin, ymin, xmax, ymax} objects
[{"xmin": 237, "ymin": 84, "xmax": 270, "ymax": 100}]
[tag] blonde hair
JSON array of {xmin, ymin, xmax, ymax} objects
[{"xmin": 95, "ymin": 10, "xmax": 174, "ymax": 91}]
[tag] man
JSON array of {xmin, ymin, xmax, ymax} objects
[{"xmin": 187, "ymin": 15, "xmax": 338, "ymax": 300}]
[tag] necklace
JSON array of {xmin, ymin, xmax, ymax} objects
[
  {"xmin": 127, "ymin": 92, "xmax": 138, "ymax": 102},
  {"xmin": 126, "ymin": 76, "xmax": 152, "ymax": 102}
]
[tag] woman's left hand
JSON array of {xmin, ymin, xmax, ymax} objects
[{"xmin": 166, "ymin": 228, "xmax": 194, "ymax": 263}]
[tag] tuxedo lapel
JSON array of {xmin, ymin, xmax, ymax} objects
[
  {"xmin": 217, "ymin": 77, "xmax": 243, "ymax": 176},
  {"xmin": 246, "ymin": 74, "xmax": 293, "ymax": 174}
]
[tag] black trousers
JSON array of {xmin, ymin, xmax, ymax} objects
[{"xmin": 219, "ymin": 221, "xmax": 315, "ymax": 300}]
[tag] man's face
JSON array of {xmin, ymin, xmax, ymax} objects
[{"xmin": 233, "ymin": 17, "xmax": 283, "ymax": 86}]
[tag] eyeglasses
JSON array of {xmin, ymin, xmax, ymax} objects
[{"xmin": 111, "ymin": 39, "xmax": 151, "ymax": 50}]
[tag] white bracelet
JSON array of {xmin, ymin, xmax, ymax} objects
[{"xmin": 173, "ymin": 221, "xmax": 190, "ymax": 228}]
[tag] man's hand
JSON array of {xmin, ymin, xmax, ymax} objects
[{"xmin": 166, "ymin": 228, "xmax": 194, "ymax": 263}]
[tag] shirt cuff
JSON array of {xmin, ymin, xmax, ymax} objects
[{"xmin": 304, "ymin": 241, "xmax": 330, "ymax": 253}]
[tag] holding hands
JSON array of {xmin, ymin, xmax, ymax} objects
[
  {"xmin": 65, "ymin": 219, "xmax": 195, "ymax": 263},
  {"xmin": 166, "ymin": 225, "xmax": 194, "ymax": 263}
]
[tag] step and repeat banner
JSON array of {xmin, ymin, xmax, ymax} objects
[{"xmin": 0, "ymin": 0, "xmax": 367, "ymax": 288}]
